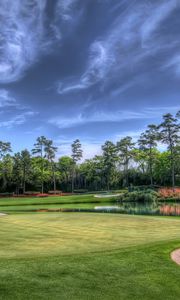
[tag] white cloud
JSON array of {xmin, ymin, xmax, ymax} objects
[
  {"xmin": 164, "ymin": 54, "xmax": 180, "ymax": 76},
  {"xmin": 56, "ymin": 0, "xmax": 80, "ymax": 22},
  {"xmin": 141, "ymin": 0, "xmax": 177, "ymax": 46},
  {"xmin": 0, "ymin": 0, "xmax": 48, "ymax": 83},
  {"xmin": 51, "ymin": 0, "xmax": 84, "ymax": 42},
  {"xmin": 0, "ymin": 89, "xmax": 17, "ymax": 107},
  {"xmin": 49, "ymin": 105, "xmax": 180, "ymax": 129},
  {"xmin": 49, "ymin": 110, "xmax": 143, "ymax": 129},
  {"xmin": 0, "ymin": 111, "xmax": 37, "ymax": 129},
  {"xmin": 57, "ymin": 0, "xmax": 179, "ymax": 94}
]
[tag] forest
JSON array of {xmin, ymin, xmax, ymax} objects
[{"xmin": 0, "ymin": 111, "xmax": 179, "ymax": 194}]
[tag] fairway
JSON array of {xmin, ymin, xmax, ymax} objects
[
  {"xmin": 1, "ymin": 212, "xmax": 180, "ymax": 299},
  {"xmin": 0, "ymin": 213, "xmax": 180, "ymax": 258}
]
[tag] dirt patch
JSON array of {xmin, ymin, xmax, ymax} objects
[{"xmin": 171, "ymin": 249, "xmax": 180, "ymax": 265}]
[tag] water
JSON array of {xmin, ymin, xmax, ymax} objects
[
  {"xmin": 5, "ymin": 200, "xmax": 180, "ymax": 216},
  {"xmin": 93, "ymin": 201, "xmax": 180, "ymax": 216}
]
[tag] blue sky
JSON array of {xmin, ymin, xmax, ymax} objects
[{"xmin": 0, "ymin": 0, "xmax": 179, "ymax": 159}]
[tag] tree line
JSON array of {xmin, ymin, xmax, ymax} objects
[{"xmin": 0, "ymin": 111, "xmax": 179, "ymax": 194}]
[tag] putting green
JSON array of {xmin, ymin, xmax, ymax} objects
[{"xmin": 1, "ymin": 213, "xmax": 180, "ymax": 259}]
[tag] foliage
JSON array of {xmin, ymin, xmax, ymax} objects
[
  {"xmin": 159, "ymin": 113, "xmax": 180, "ymax": 187},
  {"xmin": 102, "ymin": 141, "xmax": 118, "ymax": 190},
  {"xmin": 138, "ymin": 125, "xmax": 159, "ymax": 185},
  {"xmin": 117, "ymin": 136, "xmax": 135, "ymax": 187},
  {"xmin": 0, "ymin": 110, "xmax": 179, "ymax": 193},
  {"xmin": 119, "ymin": 190, "xmax": 158, "ymax": 202},
  {"xmin": 71, "ymin": 139, "xmax": 83, "ymax": 192}
]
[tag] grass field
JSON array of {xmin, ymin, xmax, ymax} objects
[
  {"xmin": 0, "ymin": 194, "xmax": 115, "ymax": 213},
  {"xmin": 0, "ymin": 209, "xmax": 180, "ymax": 299},
  {"xmin": 0, "ymin": 194, "xmax": 115, "ymax": 206}
]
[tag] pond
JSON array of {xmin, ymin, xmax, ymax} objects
[
  {"xmin": 3, "ymin": 200, "xmax": 180, "ymax": 216},
  {"xmin": 93, "ymin": 201, "xmax": 180, "ymax": 216}
]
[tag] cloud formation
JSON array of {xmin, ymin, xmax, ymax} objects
[
  {"xmin": 0, "ymin": 0, "xmax": 48, "ymax": 83},
  {"xmin": 0, "ymin": 89, "xmax": 37, "ymax": 130},
  {"xmin": 0, "ymin": 89, "xmax": 17, "ymax": 107},
  {"xmin": 0, "ymin": 0, "xmax": 179, "ymax": 156},
  {"xmin": 0, "ymin": 111, "xmax": 37, "ymax": 129},
  {"xmin": 57, "ymin": 0, "xmax": 179, "ymax": 94},
  {"xmin": 49, "ymin": 105, "xmax": 179, "ymax": 129}
]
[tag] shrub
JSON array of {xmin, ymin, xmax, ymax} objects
[{"xmin": 118, "ymin": 190, "xmax": 158, "ymax": 202}]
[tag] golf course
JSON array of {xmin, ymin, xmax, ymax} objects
[{"xmin": 0, "ymin": 195, "xmax": 180, "ymax": 299}]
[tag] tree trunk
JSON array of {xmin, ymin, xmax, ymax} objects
[
  {"xmin": 171, "ymin": 148, "xmax": 175, "ymax": 188},
  {"xmin": 41, "ymin": 146, "xmax": 44, "ymax": 194},
  {"xmin": 71, "ymin": 167, "xmax": 75, "ymax": 193},
  {"xmin": 23, "ymin": 166, "xmax": 26, "ymax": 194},
  {"xmin": 149, "ymin": 147, "xmax": 153, "ymax": 186},
  {"xmin": 51, "ymin": 162, "xmax": 56, "ymax": 192},
  {"xmin": 23, "ymin": 180, "xmax": 26, "ymax": 194}
]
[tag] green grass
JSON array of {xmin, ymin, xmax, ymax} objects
[
  {"xmin": 0, "ymin": 194, "xmax": 115, "ymax": 207},
  {"xmin": 0, "ymin": 194, "xmax": 116, "ymax": 213},
  {"xmin": 0, "ymin": 212, "xmax": 180, "ymax": 299}
]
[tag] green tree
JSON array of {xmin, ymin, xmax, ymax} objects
[
  {"xmin": 0, "ymin": 154, "xmax": 13, "ymax": 191},
  {"xmin": 159, "ymin": 113, "xmax": 180, "ymax": 187},
  {"xmin": 32, "ymin": 136, "xmax": 48, "ymax": 193},
  {"xmin": 138, "ymin": 125, "xmax": 159, "ymax": 186},
  {"xmin": 12, "ymin": 153, "xmax": 23, "ymax": 194},
  {"xmin": 102, "ymin": 141, "xmax": 118, "ymax": 190},
  {"xmin": 71, "ymin": 139, "xmax": 83, "ymax": 192},
  {"xmin": 0, "ymin": 141, "xmax": 12, "ymax": 159},
  {"xmin": 153, "ymin": 151, "xmax": 171, "ymax": 186},
  {"xmin": 133, "ymin": 148, "xmax": 149, "ymax": 175},
  {"xmin": 21, "ymin": 149, "xmax": 32, "ymax": 193},
  {"xmin": 117, "ymin": 137, "xmax": 135, "ymax": 187},
  {"xmin": 58, "ymin": 156, "xmax": 74, "ymax": 191},
  {"xmin": 44, "ymin": 140, "xmax": 58, "ymax": 192},
  {"xmin": 0, "ymin": 142, "xmax": 12, "ymax": 190}
]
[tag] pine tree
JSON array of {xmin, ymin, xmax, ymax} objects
[
  {"xmin": 71, "ymin": 139, "xmax": 83, "ymax": 192},
  {"xmin": 117, "ymin": 137, "xmax": 135, "ymax": 187},
  {"xmin": 138, "ymin": 125, "xmax": 159, "ymax": 186},
  {"xmin": 32, "ymin": 136, "xmax": 48, "ymax": 193},
  {"xmin": 159, "ymin": 113, "xmax": 180, "ymax": 187}
]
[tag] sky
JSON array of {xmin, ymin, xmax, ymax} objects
[{"xmin": 0, "ymin": 0, "xmax": 180, "ymax": 159}]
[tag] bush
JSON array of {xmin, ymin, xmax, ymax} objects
[
  {"xmin": 118, "ymin": 190, "xmax": 158, "ymax": 202},
  {"xmin": 128, "ymin": 186, "xmax": 159, "ymax": 192}
]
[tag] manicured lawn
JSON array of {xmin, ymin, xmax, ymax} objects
[
  {"xmin": 0, "ymin": 202, "xmax": 98, "ymax": 212},
  {"xmin": 0, "ymin": 194, "xmax": 116, "ymax": 213},
  {"xmin": 0, "ymin": 213, "xmax": 180, "ymax": 299},
  {"xmin": 0, "ymin": 194, "xmax": 115, "ymax": 207}
]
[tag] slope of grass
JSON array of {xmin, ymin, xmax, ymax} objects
[
  {"xmin": 0, "ymin": 213, "xmax": 180, "ymax": 299},
  {"xmin": 0, "ymin": 242, "xmax": 180, "ymax": 300},
  {"xmin": 0, "ymin": 194, "xmax": 115, "ymax": 207}
]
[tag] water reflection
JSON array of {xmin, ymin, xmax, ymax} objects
[
  {"xmin": 4, "ymin": 200, "xmax": 180, "ymax": 216},
  {"xmin": 93, "ymin": 201, "xmax": 180, "ymax": 216}
]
